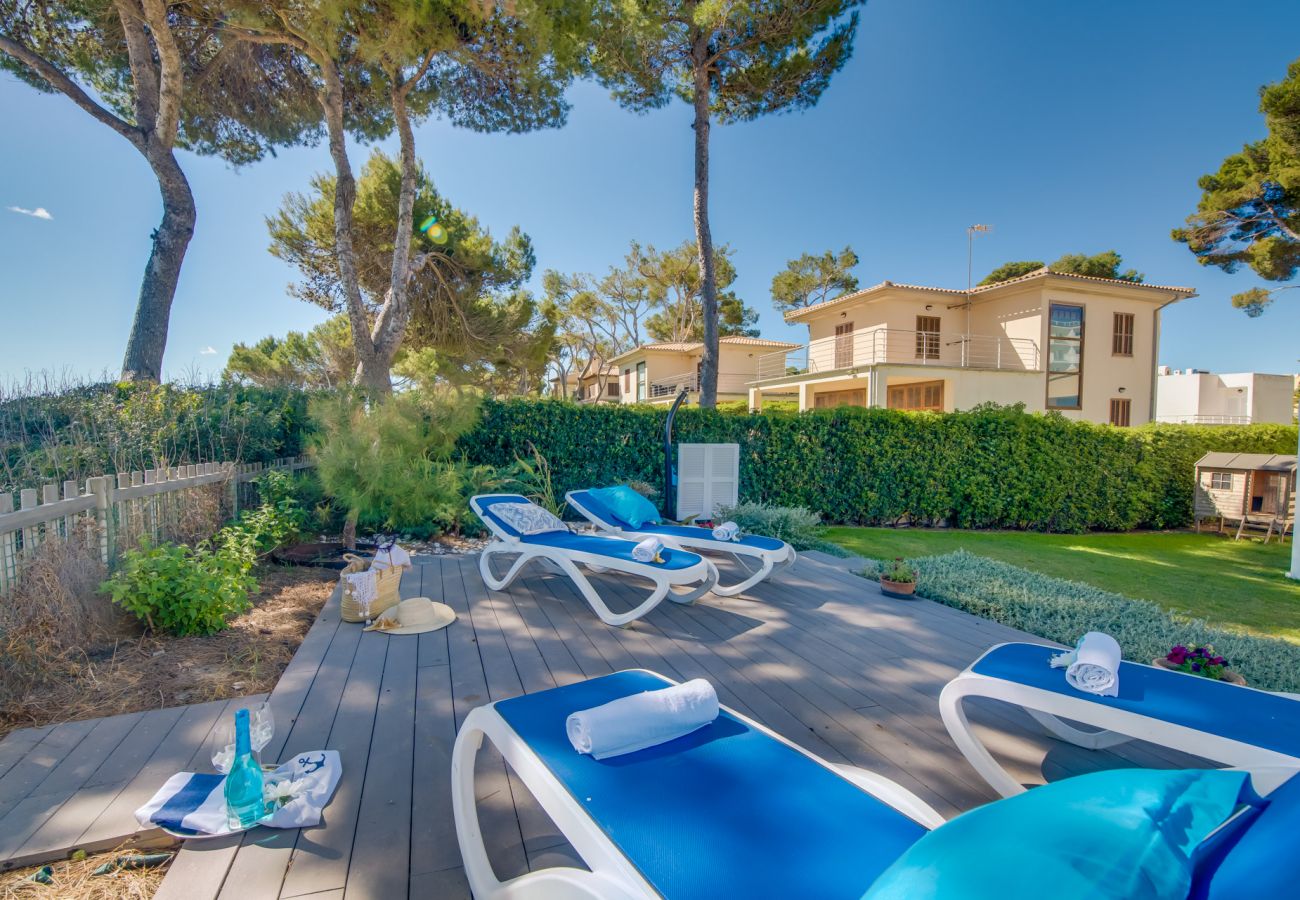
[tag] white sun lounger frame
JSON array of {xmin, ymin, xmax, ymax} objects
[
  {"xmin": 565, "ymin": 490, "xmax": 796, "ymax": 597},
  {"xmin": 940, "ymin": 641, "xmax": 1300, "ymax": 797},
  {"xmin": 471, "ymin": 495, "xmax": 719, "ymax": 627}
]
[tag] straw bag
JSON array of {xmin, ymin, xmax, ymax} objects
[{"xmin": 339, "ymin": 553, "xmax": 406, "ymax": 623}]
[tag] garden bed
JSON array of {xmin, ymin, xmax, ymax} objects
[{"xmin": 0, "ymin": 565, "xmax": 335, "ymax": 739}]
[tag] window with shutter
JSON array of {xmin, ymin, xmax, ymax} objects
[
  {"xmin": 1108, "ymin": 398, "xmax": 1131, "ymax": 427},
  {"xmin": 887, "ymin": 380, "xmax": 944, "ymax": 411},
  {"xmin": 915, "ymin": 316, "xmax": 940, "ymax": 360},
  {"xmin": 1112, "ymin": 313, "xmax": 1134, "ymax": 356}
]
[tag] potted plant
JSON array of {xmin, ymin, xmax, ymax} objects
[
  {"xmin": 1153, "ymin": 644, "xmax": 1246, "ymax": 686},
  {"xmin": 879, "ymin": 558, "xmax": 918, "ymax": 599}
]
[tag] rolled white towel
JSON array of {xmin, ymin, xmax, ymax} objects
[
  {"xmin": 566, "ymin": 679, "xmax": 720, "ymax": 760},
  {"xmin": 631, "ymin": 536, "xmax": 664, "ymax": 563},
  {"xmin": 1050, "ymin": 631, "xmax": 1121, "ymax": 697},
  {"xmin": 712, "ymin": 521, "xmax": 741, "ymax": 542}
]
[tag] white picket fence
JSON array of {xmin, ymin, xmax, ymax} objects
[{"xmin": 0, "ymin": 455, "xmax": 313, "ymax": 595}]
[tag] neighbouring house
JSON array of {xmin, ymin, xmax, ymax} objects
[
  {"xmin": 1155, "ymin": 369, "xmax": 1296, "ymax": 425},
  {"xmin": 746, "ymin": 267, "xmax": 1196, "ymax": 426},
  {"xmin": 550, "ymin": 362, "xmax": 620, "ymax": 403},
  {"xmin": 1193, "ymin": 452, "xmax": 1296, "ymax": 542},
  {"xmin": 609, "ymin": 336, "xmax": 801, "ymax": 405}
]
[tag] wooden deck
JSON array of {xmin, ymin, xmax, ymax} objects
[{"xmin": 1, "ymin": 551, "xmax": 1199, "ymax": 896}]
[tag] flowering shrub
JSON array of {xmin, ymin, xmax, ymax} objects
[{"xmin": 1165, "ymin": 644, "xmax": 1231, "ymax": 681}]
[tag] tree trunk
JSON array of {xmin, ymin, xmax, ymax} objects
[
  {"xmin": 120, "ymin": 147, "xmax": 195, "ymax": 382},
  {"xmin": 367, "ymin": 82, "xmax": 420, "ymax": 385},
  {"xmin": 318, "ymin": 58, "xmax": 386, "ymax": 394},
  {"xmin": 691, "ymin": 59, "xmax": 719, "ymax": 409}
]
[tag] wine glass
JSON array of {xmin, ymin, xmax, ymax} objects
[{"xmin": 210, "ymin": 701, "xmax": 275, "ymax": 773}]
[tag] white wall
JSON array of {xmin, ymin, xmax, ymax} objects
[{"xmin": 1157, "ymin": 372, "xmax": 1296, "ymax": 424}]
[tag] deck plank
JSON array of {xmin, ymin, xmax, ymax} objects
[{"xmin": 277, "ymin": 629, "xmax": 389, "ymax": 898}]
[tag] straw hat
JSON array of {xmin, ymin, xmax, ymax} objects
[{"xmin": 363, "ymin": 597, "xmax": 456, "ymax": 635}]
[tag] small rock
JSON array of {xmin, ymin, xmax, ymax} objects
[
  {"xmin": 232, "ymin": 682, "xmax": 245, "ymax": 690},
  {"xmin": 152, "ymin": 649, "xmax": 165, "ymax": 657}
]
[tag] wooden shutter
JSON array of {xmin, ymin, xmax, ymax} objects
[
  {"xmin": 1109, "ymin": 398, "xmax": 1131, "ymax": 427},
  {"xmin": 915, "ymin": 316, "xmax": 940, "ymax": 359},
  {"xmin": 834, "ymin": 323, "xmax": 854, "ymax": 368},
  {"xmin": 1112, "ymin": 313, "xmax": 1134, "ymax": 356}
]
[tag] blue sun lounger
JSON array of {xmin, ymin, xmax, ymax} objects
[
  {"xmin": 941, "ymin": 641, "xmax": 1300, "ymax": 797},
  {"xmin": 471, "ymin": 495, "xmax": 719, "ymax": 627},
  {"xmin": 453, "ymin": 669, "xmax": 1300, "ymax": 899},
  {"xmin": 451, "ymin": 669, "xmax": 942, "ymax": 899},
  {"xmin": 567, "ymin": 489, "xmax": 796, "ymax": 597}
]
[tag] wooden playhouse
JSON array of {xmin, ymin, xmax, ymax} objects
[{"xmin": 1193, "ymin": 452, "xmax": 1296, "ymax": 542}]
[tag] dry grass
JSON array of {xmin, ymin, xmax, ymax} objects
[
  {"xmin": 0, "ymin": 530, "xmax": 116, "ymax": 704},
  {"xmin": 0, "ymin": 565, "xmax": 336, "ymax": 738},
  {"xmin": 0, "ymin": 846, "xmax": 170, "ymax": 900}
]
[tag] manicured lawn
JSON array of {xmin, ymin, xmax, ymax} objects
[{"xmin": 824, "ymin": 527, "xmax": 1300, "ymax": 643}]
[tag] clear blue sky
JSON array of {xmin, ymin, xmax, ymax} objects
[{"xmin": 3, "ymin": 0, "xmax": 1299, "ymax": 383}]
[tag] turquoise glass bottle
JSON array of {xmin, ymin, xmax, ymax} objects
[{"xmin": 224, "ymin": 708, "xmax": 266, "ymax": 829}]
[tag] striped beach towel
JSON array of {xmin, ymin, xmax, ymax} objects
[{"xmin": 135, "ymin": 750, "xmax": 342, "ymax": 838}]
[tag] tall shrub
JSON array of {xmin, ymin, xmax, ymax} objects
[
  {"xmin": 310, "ymin": 388, "xmax": 482, "ymax": 544},
  {"xmin": 458, "ymin": 399, "xmax": 1297, "ymax": 532}
]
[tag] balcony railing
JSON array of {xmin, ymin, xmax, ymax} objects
[
  {"xmin": 648, "ymin": 371, "xmax": 753, "ymax": 399},
  {"xmin": 753, "ymin": 327, "xmax": 1040, "ymax": 381},
  {"xmin": 1154, "ymin": 414, "xmax": 1253, "ymax": 425}
]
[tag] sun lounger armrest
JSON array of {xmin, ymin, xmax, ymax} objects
[{"xmin": 832, "ymin": 764, "xmax": 945, "ymax": 829}]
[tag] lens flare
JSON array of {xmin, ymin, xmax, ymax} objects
[
  {"xmin": 426, "ymin": 223, "xmax": 449, "ymax": 245},
  {"xmin": 419, "ymin": 215, "xmax": 438, "ymax": 233}
]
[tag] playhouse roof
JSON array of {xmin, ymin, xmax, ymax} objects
[{"xmin": 1195, "ymin": 453, "xmax": 1297, "ymax": 472}]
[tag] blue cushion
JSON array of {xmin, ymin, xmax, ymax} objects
[
  {"xmin": 572, "ymin": 491, "xmax": 788, "ymax": 552},
  {"xmin": 1190, "ymin": 771, "xmax": 1300, "ymax": 899},
  {"xmin": 971, "ymin": 643, "xmax": 1300, "ymax": 758},
  {"xmin": 861, "ymin": 768, "xmax": 1249, "ymax": 900},
  {"xmin": 495, "ymin": 671, "xmax": 927, "ymax": 900},
  {"xmin": 589, "ymin": 485, "xmax": 662, "ymax": 528}
]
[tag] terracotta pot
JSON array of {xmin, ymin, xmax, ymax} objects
[
  {"xmin": 1151, "ymin": 657, "xmax": 1246, "ymax": 686},
  {"xmin": 880, "ymin": 577, "xmax": 917, "ymax": 599}
]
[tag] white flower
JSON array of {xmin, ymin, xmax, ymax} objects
[{"xmin": 264, "ymin": 778, "xmax": 305, "ymax": 807}]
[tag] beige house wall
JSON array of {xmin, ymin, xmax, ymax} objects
[
  {"xmin": 617, "ymin": 343, "xmax": 782, "ymax": 404},
  {"xmin": 1036, "ymin": 285, "xmax": 1160, "ymax": 426},
  {"xmin": 968, "ymin": 288, "xmax": 1042, "ymax": 371}
]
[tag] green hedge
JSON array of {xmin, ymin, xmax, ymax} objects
[
  {"xmin": 861, "ymin": 550, "xmax": 1300, "ymax": 693},
  {"xmin": 1, "ymin": 383, "xmax": 312, "ymax": 493},
  {"xmin": 458, "ymin": 399, "xmax": 1297, "ymax": 531}
]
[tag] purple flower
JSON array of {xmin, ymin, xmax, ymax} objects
[
  {"xmin": 1211, "ymin": 656, "xmax": 1226, "ymax": 666},
  {"xmin": 1191, "ymin": 663, "xmax": 1202, "ymax": 672}
]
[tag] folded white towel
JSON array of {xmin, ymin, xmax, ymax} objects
[
  {"xmin": 566, "ymin": 679, "xmax": 720, "ymax": 760},
  {"xmin": 712, "ymin": 521, "xmax": 741, "ymax": 542},
  {"xmin": 1051, "ymin": 631, "xmax": 1121, "ymax": 697},
  {"xmin": 631, "ymin": 536, "xmax": 664, "ymax": 563}
]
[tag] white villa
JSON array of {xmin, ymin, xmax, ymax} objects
[
  {"xmin": 1155, "ymin": 369, "xmax": 1297, "ymax": 425},
  {"xmin": 746, "ymin": 267, "xmax": 1197, "ymax": 426}
]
